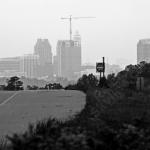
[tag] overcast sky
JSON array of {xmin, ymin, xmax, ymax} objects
[{"xmin": 0, "ymin": 0, "xmax": 150, "ymax": 67}]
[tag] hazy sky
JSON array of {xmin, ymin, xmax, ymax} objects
[{"xmin": 0, "ymin": 0, "xmax": 150, "ymax": 67}]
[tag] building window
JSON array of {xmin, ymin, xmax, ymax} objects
[
  {"xmin": 66, "ymin": 42, "xmax": 70, "ymax": 47},
  {"xmin": 74, "ymin": 41, "xmax": 79, "ymax": 47}
]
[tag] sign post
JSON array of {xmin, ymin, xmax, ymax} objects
[{"xmin": 96, "ymin": 57, "xmax": 106, "ymax": 87}]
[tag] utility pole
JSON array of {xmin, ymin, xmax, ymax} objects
[
  {"xmin": 102, "ymin": 57, "xmax": 105, "ymax": 77},
  {"xmin": 61, "ymin": 15, "xmax": 95, "ymax": 41}
]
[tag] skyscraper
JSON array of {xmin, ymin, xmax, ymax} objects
[
  {"xmin": 137, "ymin": 39, "xmax": 150, "ymax": 64},
  {"xmin": 34, "ymin": 39, "xmax": 53, "ymax": 77},
  {"xmin": 73, "ymin": 31, "xmax": 81, "ymax": 45},
  {"xmin": 34, "ymin": 39, "xmax": 52, "ymax": 65},
  {"xmin": 55, "ymin": 32, "xmax": 81, "ymax": 80}
]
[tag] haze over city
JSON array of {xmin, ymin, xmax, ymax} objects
[
  {"xmin": 1, "ymin": 1, "xmax": 150, "ymax": 148},
  {"xmin": 0, "ymin": 0, "xmax": 150, "ymax": 67}
]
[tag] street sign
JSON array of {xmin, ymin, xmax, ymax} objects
[{"xmin": 96, "ymin": 62, "xmax": 104, "ymax": 72}]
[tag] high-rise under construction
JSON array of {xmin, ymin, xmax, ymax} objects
[{"xmin": 54, "ymin": 32, "xmax": 81, "ymax": 80}]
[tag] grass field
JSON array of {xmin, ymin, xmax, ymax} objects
[
  {"xmin": 0, "ymin": 90, "xmax": 85, "ymax": 137},
  {"xmin": 0, "ymin": 91, "xmax": 16, "ymax": 104}
]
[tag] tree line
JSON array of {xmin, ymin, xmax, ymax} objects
[
  {"xmin": 2, "ymin": 61, "xmax": 150, "ymax": 92},
  {"xmin": 0, "ymin": 76, "xmax": 63, "ymax": 91}
]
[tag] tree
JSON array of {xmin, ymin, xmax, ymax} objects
[
  {"xmin": 5, "ymin": 76, "xmax": 23, "ymax": 91},
  {"xmin": 27, "ymin": 85, "xmax": 39, "ymax": 90},
  {"xmin": 46, "ymin": 83, "xmax": 63, "ymax": 90},
  {"xmin": 77, "ymin": 74, "xmax": 98, "ymax": 92},
  {"xmin": 106, "ymin": 62, "xmax": 150, "ymax": 91}
]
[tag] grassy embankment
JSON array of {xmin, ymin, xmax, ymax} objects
[{"xmin": 1, "ymin": 87, "xmax": 150, "ymax": 150}]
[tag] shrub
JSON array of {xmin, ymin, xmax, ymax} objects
[
  {"xmin": 4, "ymin": 76, "xmax": 150, "ymax": 150},
  {"xmin": 65, "ymin": 74, "xmax": 98, "ymax": 93},
  {"xmin": 5, "ymin": 76, "xmax": 23, "ymax": 91}
]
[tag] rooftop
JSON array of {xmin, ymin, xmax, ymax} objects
[{"xmin": 138, "ymin": 39, "xmax": 150, "ymax": 44}]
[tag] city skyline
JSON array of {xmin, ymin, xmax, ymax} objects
[
  {"xmin": 0, "ymin": 35, "xmax": 122, "ymax": 80},
  {"xmin": 1, "ymin": 0, "xmax": 150, "ymax": 68},
  {"xmin": 0, "ymin": 36, "xmax": 82, "ymax": 80}
]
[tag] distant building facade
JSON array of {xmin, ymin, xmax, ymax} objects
[
  {"xmin": 0, "ymin": 57, "xmax": 23, "ymax": 77},
  {"xmin": 34, "ymin": 39, "xmax": 52, "ymax": 65},
  {"xmin": 34, "ymin": 39, "xmax": 53, "ymax": 77},
  {"xmin": 20, "ymin": 54, "xmax": 39, "ymax": 78},
  {"xmin": 0, "ymin": 38, "xmax": 54, "ymax": 79},
  {"xmin": 137, "ymin": 39, "xmax": 150, "ymax": 64},
  {"xmin": 55, "ymin": 33, "xmax": 81, "ymax": 80},
  {"xmin": 53, "ymin": 55, "xmax": 58, "ymax": 77},
  {"xmin": 0, "ymin": 36, "xmax": 82, "ymax": 80}
]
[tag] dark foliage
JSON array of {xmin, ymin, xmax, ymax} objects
[
  {"xmin": 106, "ymin": 62, "xmax": 150, "ymax": 91},
  {"xmin": 26, "ymin": 83, "xmax": 63, "ymax": 90},
  {"xmin": 65, "ymin": 74, "xmax": 99, "ymax": 93},
  {"xmin": 2, "ymin": 63, "xmax": 150, "ymax": 149},
  {"xmin": 4, "ymin": 87, "xmax": 150, "ymax": 150},
  {"xmin": 26, "ymin": 85, "xmax": 39, "ymax": 90},
  {"xmin": 45, "ymin": 83, "xmax": 63, "ymax": 90},
  {"xmin": 5, "ymin": 76, "xmax": 23, "ymax": 91},
  {"xmin": 64, "ymin": 84, "xmax": 77, "ymax": 90}
]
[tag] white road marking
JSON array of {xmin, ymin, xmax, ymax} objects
[{"xmin": 0, "ymin": 92, "xmax": 19, "ymax": 106}]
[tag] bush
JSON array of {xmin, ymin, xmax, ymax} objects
[
  {"xmin": 46, "ymin": 83, "xmax": 63, "ymax": 90},
  {"xmin": 5, "ymin": 76, "xmax": 23, "ymax": 91},
  {"xmin": 64, "ymin": 84, "xmax": 77, "ymax": 90},
  {"xmin": 27, "ymin": 85, "xmax": 39, "ymax": 90},
  {"xmin": 65, "ymin": 74, "xmax": 98, "ymax": 93},
  {"xmin": 4, "ymin": 87, "xmax": 150, "ymax": 150},
  {"xmin": 3, "ymin": 67, "xmax": 150, "ymax": 149}
]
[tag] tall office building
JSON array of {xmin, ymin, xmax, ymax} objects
[
  {"xmin": 55, "ymin": 32, "xmax": 81, "ymax": 80},
  {"xmin": 34, "ymin": 39, "xmax": 52, "ymax": 65},
  {"xmin": 34, "ymin": 39, "xmax": 53, "ymax": 77},
  {"xmin": 137, "ymin": 39, "xmax": 150, "ymax": 64},
  {"xmin": 73, "ymin": 31, "xmax": 81, "ymax": 45}
]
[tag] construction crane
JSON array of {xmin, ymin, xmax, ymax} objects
[{"xmin": 61, "ymin": 15, "xmax": 95, "ymax": 41}]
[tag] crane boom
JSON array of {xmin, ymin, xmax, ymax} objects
[{"xmin": 61, "ymin": 15, "xmax": 95, "ymax": 41}]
